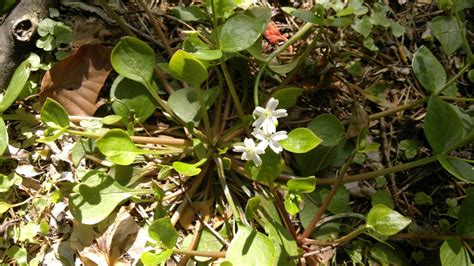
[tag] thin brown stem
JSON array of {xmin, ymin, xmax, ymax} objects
[{"xmin": 173, "ymin": 248, "xmax": 225, "ymax": 258}]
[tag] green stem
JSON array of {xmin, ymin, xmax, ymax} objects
[
  {"xmin": 97, "ymin": 0, "xmax": 136, "ymax": 37},
  {"xmin": 220, "ymin": 59, "xmax": 246, "ymax": 122},
  {"xmin": 454, "ymin": 10, "xmax": 474, "ymax": 62},
  {"xmin": 215, "ymin": 157, "xmax": 241, "ymax": 222},
  {"xmin": 315, "ymin": 156, "xmax": 438, "ymax": 185},
  {"xmin": 300, "ymin": 151, "xmax": 357, "ymax": 240},
  {"xmin": 333, "ymin": 225, "xmax": 367, "ymax": 245},
  {"xmin": 194, "ymin": 87, "xmax": 212, "ymax": 138},
  {"xmin": 253, "ymin": 23, "xmax": 315, "ymax": 106},
  {"xmin": 436, "ymin": 62, "xmax": 472, "ymax": 96}
]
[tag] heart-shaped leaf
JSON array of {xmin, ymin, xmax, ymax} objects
[
  {"xmin": 69, "ymin": 170, "xmax": 133, "ymax": 224},
  {"xmin": 412, "ymin": 46, "xmax": 446, "ymax": 94},
  {"xmin": 226, "ymin": 226, "xmax": 275, "ymax": 266},
  {"xmin": 40, "ymin": 98, "xmax": 70, "ymax": 129},
  {"xmin": 169, "ymin": 50, "xmax": 208, "ymax": 88},
  {"xmin": 219, "ymin": 14, "xmax": 266, "ymax": 53},
  {"xmin": 424, "ymin": 96, "xmax": 463, "ymax": 154},
  {"xmin": 308, "ymin": 114, "xmax": 345, "ymax": 147},
  {"xmin": 366, "ymin": 205, "xmax": 411, "ymax": 236},
  {"xmin": 111, "ymin": 37, "xmax": 155, "ymax": 85},
  {"xmin": 271, "ymin": 87, "xmax": 303, "ymax": 109},
  {"xmin": 281, "ymin": 128, "xmax": 322, "ymax": 153},
  {"xmin": 287, "ymin": 176, "xmax": 316, "ymax": 193},
  {"xmin": 149, "ymin": 217, "xmax": 178, "ymax": 249},
  {"xmin": 172, "ymin": 161, "xmax": 201, "ymax": 176}
]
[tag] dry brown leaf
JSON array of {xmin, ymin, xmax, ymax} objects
[
  {"xmin": 179, "ymin": 199, "xmax": 213, "ymax": 230},
  {"xmin": 72, "ymin": 16, "xmax": 112, "ymax": 48},
  {"xmin": 79, "ymin": 208, "xmax": 140, "ymax": 266},
  {"xmin": 40, "ymin": 44, "xmax": 112, "ymax": 116}
]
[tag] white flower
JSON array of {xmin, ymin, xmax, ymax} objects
[
  {"xmin": 252, "ymin": 128, "xmax": 288, "ymax": 154},
  {"xmin": 233, "ymin": 138, "xmax": 266, "ymax": 166},
  {"xmin": 252, "ymin": 97, "xmax": 288, "ymax": 134}
]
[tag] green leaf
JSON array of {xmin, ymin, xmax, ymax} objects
[
  {"xmin": 149, "ymin": 217, "xmax": 178, "ymax": 249},
  {"xmin": 457, "ymin": 194, "xmax": 474, "ymax": 236},
  {"xmin": 371, "ymin": 190, "xmax": 394, "ymax": 209},
  {"xmin": 182, "ymin": 228, "xmax": 227, "ymax": 262},
  {"xmin": 245, "ymin": 150, "xmax": 283, "ymax": 183},
  {"xmin": 6, "ymin": 245, "xmax": 28, "ymax": 266},
  {"xmin": 53, "ymin": 22, "xmax": 73, "ymax": 43},
  {"xmin": 169, "ymin": 50, "xmax": 208, "ymax": 87},
  {"xmin": 370, "ymin": 242, "xmax": 410, "ymax": 266},
  {"xmin": 110, "ymin": 76, "xmax": 156, "ymax": 123},
  {"xmin": 390, "ymin": 20, "xmax": 405, "ymax": 37},
  {"xmin": 308, "ymin": 114, "xmax": 345, "ymax": 147},
  {"xmin": 219, "ymin": 14, "xmax": 266, "ymax": 53},
  {"xmin": 351, "ymin": 16, "xmax": 372, "ymax": 38},
  {"xmin": 424, "ymin": 96, "xmax": 464, "ymax": 154},
  {"xmin": 0, "ymin": 201, "xmax": 12, "ymax": 214},
  {"xmin": 432, "ymin": 16, "xmax": 463, "ymax": 55},
  {"xmin": 172, "ymin": 161, "xmax": 201, "ymax": 176},
  {"xmin": 96, "ymin": 129, "xmax": 140, "ymax": 165},
  {"xmin": 301, "ymin": 186, "xmax": 350, "ymax": 228},
  {"xmin": 69, "ymin": 170, "xmax": 133, "ymax": 224},
  {"xmin": 284, "ymin": 192, "xmax": 302, "ymax": 215},
  {"xmin": 468, "ymin": 69, "xmax": 474, "ymax": 83},
  {"xmin": 412, "ymin": 46, "xmax": 446, "ymax": 94},
  {"xmin": 36, "ymin": 35, "xmax": 56, "ymax": 51},
  {"xmin": 205, "ymin": 0, "xmax": 238, "ymax": 18},
  {"xmin": 140, "ymin": 249, "xmax": 173, "ymax": 266},
  {"xmin": 414, "ymin": 192, "xmax": 433, "ymax": 205},
  {"xmin": 292, "ymin": 9, "xmax": 324, "ymax": 24},
  {"xmin": 0, "ymin": 60, "xmax": 31, "ymax": 113},
  {"xmin": 171, "ymin": 6, "xmax": 206, "ymax": 22},
  {"xmin": 437, "ymin": 155, "xmax": 474, "ymax": 183},
  {"xmin": 40, "ymin": 98, "xmax": 70, "ymax": 129},
  {"xmin": 245, "ymin": 195, "xmax": 261, "ymax": 220},
  {"xmin": 399, "ymin": 139, "xmax": 420, "ymax": 159},
  {"xmin": 264, "ymin": 219, "xmax": 299, "ymax": 265},
  {"xmin": 0, "ymin": 173, "xmax": 22, "ymax": 193},
  {"xmin": 366, "ymin": 205, "xmax": 411, "ymax": 236},
  {"xmin": 281, "ymin": 128, "xmax": 322, "ymax": 153},
  {"xmin": 0, "ymin": 0, "xmax": 17, "ymax": 15},
  {"xmin": 287, "ymin": 176, "xmax": 316, "ymax": 193},
  {"xmin": 111, "ymin": 36, "xmax": 155, "ymax": 85},
  {"xmin": 226, "ymin": 226, "xmax": 275, "ymax": 266},
  {"xmin": 271, "ymin": 87, "xmax": 303, "ymax": 109},
  {"xmin": 268, "ymin": 59, "xmax": 301, "ymax": 74},
  {"xmin": 168, "ymin": 86, "xmax": 220, "ymax": 125},
  {"xmin": 0, "ymin": 118, "xmax": 7, "ymax": 154},
  {"xmin": 363, "ymin": 37, "xmax": 378, "ymax": 51},
  {"xmin": 440, "ymin": 238, "xmax": 471, "ymax": 266}
]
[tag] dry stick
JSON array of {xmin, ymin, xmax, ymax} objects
[
  {"xmin": 98, "ymin": 0, "xmax": 174, "ymax": 94},
  {"xmin": 172, "ymin": 248, "xmax": 225, "ymax": 258},
  {"xmin": 299, "ymin": 151, "xmax": 356, "ymax": 241},
  {"xmin": 136, "ymin": 0, "xmax": 173, "ymax": 57},
  {"xmin": 177, "ymin": 221, "xmax": 203, "ymax": 266},
  {"xmin": 171, "ymin": 164, "xmax": 209, "ymax": 225}
]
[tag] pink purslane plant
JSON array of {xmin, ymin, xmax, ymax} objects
[{"xmin": 233, "ymin": 98, "xmax": 288, "ymax": 166}]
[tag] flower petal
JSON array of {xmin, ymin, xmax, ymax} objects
[
  {"xmin": 252, "ymin": 154, "xmax": 262, "ymax": 166},
  {"xmin": 266, "ymin": 97, "xmax": 279, "ymax": 111}
]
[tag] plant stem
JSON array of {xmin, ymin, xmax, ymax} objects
[
  {"xmin": 300, "ymin": 151, "xmax": 357, "ymax": 241},
  {"xmin": 314, "ymin": 156, "xmax": 438, "ymax": 185},
  {"xmin": 367, "ymin": 98, "xmax": 428, "ymax": 122},
  {"xmin": 436, "ymin": 62, "xmax": 472, "ymax": 96},
  {"xmin": 304, "ymin": 225, "xmax": 367, "ymax": 246},
  {"xmin": 253, "ymin": 23, "xmax": 314, "ymax": 106},
  {"xmin": 215, "ymin": 157, "xmax": 241, "ymax": 222},
  {"xmin": 454, "ymin": 10, "xmax": 474, "ymax": 62},
  {"xmin": 194, "ymin": 87, "xmax": 212, "ymax": 139},
  {"xmin": 97, "ymin": 0, "xmax": 136, "ymax": 37},
  {"xmin": 220, "ymin": 59, "xmax": 246, "ymax": 122},
  {"xmin": 173, "ymin": 248, "xmax": 225, "ymax": 258}
]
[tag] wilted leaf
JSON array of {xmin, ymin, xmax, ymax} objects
[{"xmin": 40, "ymin": 44, "xmax": 112, "ymax": 116}]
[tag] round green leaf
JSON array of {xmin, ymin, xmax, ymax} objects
[
  {"xmin": 0, "ymin": 201, "xmax": 11, "ymax": 214},
  {"xmin": 412, "ymin": 46, "xmax": 446, "ymax": 94},
  {"xmin": 244, "ymin": 150, "xmax": 283, "ymax": 183},
  {"xmin": 371, "ymin": 190, "xmax": 395, "ymax": 209},
  {"xmin": 424, "ymin": 96, "xmax": 464, "ymax": 154},
  {"xmin": 219, "ymin": 14, "xmax": 266, "ymax": 53},
  {"xmin": 226, "ymin": 226, "xmax": 275, "ymax": 266},
  {"xmin": 468, "ymin": 70, "xmax": 474, "ymax": 83},
  {"xmin": 69, "ymin": 170, "xmax": 133, "ymax": 224},
  {"xmin": 96, "ymin": 129, "xmax": 140, "ymax": 165},
  {"xmin": 366, "ymin": 205, "xmax": 412, "ymax": 236},
  {"xmin": 110, "ymin": 76, "xmax": 156, "ymax": 123},
  {"xmin": 149, "ymin": 217, "xmax": 178, "ymax": 249},
  {"xmin": 271, "ymin": 87, "xmax": 303, "ymax": 109},
  {"xmin": 168, "ymin": 87, "xmax": 220, "ymax": 125},
  {"xmin": 111, "ymin": 36, "xmax": 155, "ymax": 84},
  {"xmin": 437, "ymin": 155, "xmax": 474, "ymax": 183},
  {"xmin": 40, "ymin": 98, "xmax": 70, "ymax": 129},
  {"xmin": 308, "ymin": 114, "xmax": 345, "ymax": 147},
  {"xmin": 140, "ymin": 249, "xmax": 173, "ymax": 266},
  {"xmin": 281, "ymin": 128, "xmax": 323, "ymax": 153},
  {"xmin": 169, "ymin": 50, "xmax": 208, "ymax": 87},
  {"xmin": 440, "ymin": 238, "xmax": 472, "ymax": 266},
  {"xmin": 245, "ymin": 195, "xmax": 262, "ymax": 220},
  {"xmin": 172, "ymin": 161, "xmax": 201, "ymax": 176}
]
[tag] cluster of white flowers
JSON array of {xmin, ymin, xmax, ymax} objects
[{"xmin": 233, "ymin": 98, "xmax": 288, "ymax": 166}]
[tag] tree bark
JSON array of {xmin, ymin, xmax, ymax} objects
[{"xmin": 0, "ymin": 0, "xmax": 57, "ymax": 91}]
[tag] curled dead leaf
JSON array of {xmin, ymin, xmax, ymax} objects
[{"xmin": 40, "ymin": 44, "xmax": 112, "ymax": 116}]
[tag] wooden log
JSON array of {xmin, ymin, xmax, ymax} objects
[{"xmin": 0, "ymin": 0, "xmax": 57, "ymax": 91}]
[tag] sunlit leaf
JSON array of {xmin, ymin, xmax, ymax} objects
[
  {"xmin": 0, "ymin": 60, "xmax": 31, "ymax": 113},
  {"xmin": 219, "ymin": 14, "xmax": 266, "ymax": 53},
  {"xmin": 226, "ymin": 226, "xmax": 275, "ymax": 266},
  {"xmin": 169, "ymin": 50, "xmax": 208, "ymax": 88},
  {"xmin": 412, "ymin": 46, "xmax": 446, "ymax": 94},
  {"xmin": 281, "ymin": 128, "xmax": 322, "ymax": 153},
  {"xmin": 40, "ymin": 98, "xmax": 70, "ymax": 129},
  {"xmin": 149, "ymin": 217, "xmax": 178, "ymax": 249},
  {"xmin": 440, "ymin": 238, "xmax": 471, "ymax": 266},
  {"xmin": 366, "ymin": 205, "xmax": 411, "ymax": 236},
  {"xmin": 432, "ymin": 16, "xmax": 463, "ymax": 55},
  {"xmin": 96, "ymin": 129, "xmax": 140, "ymax": 165}
]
